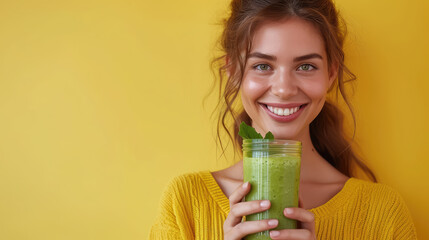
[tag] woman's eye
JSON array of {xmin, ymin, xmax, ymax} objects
[
  {"xmin": 254, "ymin": 64, "xmax": 271, "ymax": 71},
  {"xmin": 297, "ymin": 64, "xmax": 316, "ymax": 71}
]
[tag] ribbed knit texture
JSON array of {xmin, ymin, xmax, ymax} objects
[{"xmin": 149, "ymin": 171, "xmax": 417, "ymax": 239}]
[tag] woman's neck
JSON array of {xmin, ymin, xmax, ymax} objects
[{"xmin": 296, "ymin": 126, "xmax": 335, "ymax": 183}]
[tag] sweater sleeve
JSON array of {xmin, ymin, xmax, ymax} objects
[
  {"xmin": 391, "ymin": 191, "xmax": 417, "ymax": 239},
  {"xmin": 148, "ymin": 175, "xmax": 195, "ymax": 240}
]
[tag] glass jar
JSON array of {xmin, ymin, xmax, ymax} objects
[{"xmin": 243, "ymin": 139, "xmax": 302, "ymax": 240}]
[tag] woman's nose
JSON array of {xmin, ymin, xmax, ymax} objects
[{"xmin": 270, "ymin": 70, "xmax": 298, "ymax": 99}]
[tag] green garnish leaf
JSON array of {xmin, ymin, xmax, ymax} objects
[
  {"xmin": 238, "ymin": 121, "xmax": 275, "ymax": 140},
  {"xmin": 238, "ymin": 122, "xmax": 262, "ymax": 139},
  {"xmin": 264, "ymin": 131, "xmax": 274, "ymax": 140}
]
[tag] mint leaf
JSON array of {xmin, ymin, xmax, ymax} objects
[
  {"xmin": 238, "ymin": 122, "xmax": 263, "ymax": 139},
  {"xmin": 238, "ymin": 122, "xmax": 275, "ymax": 140},
  {"xmin": 264, "ymin": 131, "xmax": 274, "ymax": 139}
]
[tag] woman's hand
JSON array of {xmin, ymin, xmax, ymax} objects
[
  {"xmin": 223, "ymin": 182, "xmax": 279, "ymax": 240},
  {"xmin": 268, "ymin": 206, "xmax": 316, "ymax": 240},
  {"xmin": 224, "ymin": 182, "xmax": 316, "ymax": 240}
]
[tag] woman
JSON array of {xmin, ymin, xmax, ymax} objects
[{"xmin": 149, "ymin": 0, "xmax": 417, "ymax": 239}]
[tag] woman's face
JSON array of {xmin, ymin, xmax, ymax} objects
[{"xmin": 241, "ymin": 17, "xmax": 337, "ymax": 140}]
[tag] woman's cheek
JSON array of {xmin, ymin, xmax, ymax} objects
[
  {"xmin": 300, "ymin": 80, "xmax": 329, "ymax": 100},
  {"xmin": 242, "ymin": 76, "xmax": 269, "ymax": 101}
]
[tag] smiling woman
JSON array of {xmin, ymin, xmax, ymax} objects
[
  {"xmin": 148, "ymin": 0, "xmax": 417, "ymax": 239},
  {"xmin": 241, "ymin": 18, "xmax": 333, "ymax": 140}
]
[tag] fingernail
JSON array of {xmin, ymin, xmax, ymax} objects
[
  {"xmin": 268, "ymin": 219, "xmax": 278, "ymax": 226},
  {"xmin": 242, "ymin": 182, "xmax": 249, "ymax": 189},
  {"xmin": 260, "ymin": 200, "xmax": 270, "ymax": 208},
  {"xmin": 270, "ymin": 231, "xmax": 280, "ymax": 237},
  {"xmin": 285, "ymin": 208, "xmax": 293, "ymax": 215}
]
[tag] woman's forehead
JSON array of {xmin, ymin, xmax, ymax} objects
[{"xmin": 250, "ymin": 17, "xmax": 326, "ymax": 59}]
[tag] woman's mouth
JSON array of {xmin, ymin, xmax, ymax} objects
[
  {"xmin": 261, "ymin": 103, "xmax": 307, "ymax": 122},
  {"xmin": 267, "ymin": 105, "xmax": 301, "ymax": 116}
]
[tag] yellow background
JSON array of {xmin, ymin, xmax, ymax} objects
[{"xmin": 0, "ymin": 0, "xmax": 428, "ymax": 239}]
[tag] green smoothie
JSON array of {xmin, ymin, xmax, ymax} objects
[{"xmin": 242, "ymin": 140, "xmax": 301, "ymax": 240}]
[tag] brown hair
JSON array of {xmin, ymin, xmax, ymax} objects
[{"xmin": 212, "ymin": 0, "xmax": 377, "ymax": 182}]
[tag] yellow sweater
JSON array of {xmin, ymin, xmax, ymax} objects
[{"xmin": 149, "ymin": 171, "xmax": 417, "ymax": 239}]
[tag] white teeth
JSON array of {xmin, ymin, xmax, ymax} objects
[
  {"xmin": 267, "ymin": 105, "xmax": 301, "ymax": 116},
  {"xmin": 284, "ymin": 108, "xmax": 290, "ymax": 115}
]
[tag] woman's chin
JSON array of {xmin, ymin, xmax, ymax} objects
[{"xmin": 270, "ymin": 132, "xmax": 300, "ymax": 141}]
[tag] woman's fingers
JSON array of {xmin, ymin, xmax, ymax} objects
[
  {"xmin": 284, "ymin": 207, "xmax": 315, "ymax": 232},
  {"xmin": 224, "ymin": 182, "xmax": 271, "ymax": 229},
  {"xmin": 281, "ymin": 207, "xmax": 316, "ymax": 239},
  {"xmin": 225, "ymin": 200, "xmax": 271, "ymax": 227},
  {"xmin": 232, "ymin": 200, "xmax": 271, "ymax": 217},
  {"xmin": 267, "ymin": 208, "xmax": 316, "ymax": 240},
  {"xmin": 225, "ymin": 187, "xmax": 317, "ymax": 240},
  {"xmin": 225, "ymin": 219, "xmax": 279, "ymax": 240},
  {"xmin": 224, "ymin": 182, "xmax": 279, "ymax": 240},
  {"xmin": 284, "ymin": 208, "xmax": 315, "ymax": 223},
  {"xmin": 229, "ymin": 182, "xmax": 250, "ymax": 206},
  {"xmin": 224, "ymin": 182, "xmax": 252, "ymax": 228},
  {"xmin": 269, "ymin": 229, "xmax": 314, "ymax": 240}
]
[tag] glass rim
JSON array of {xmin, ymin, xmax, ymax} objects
[{"xmin": 243, "ymin": 139, "xmax": 301, "ymax": 145}]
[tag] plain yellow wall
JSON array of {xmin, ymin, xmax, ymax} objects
[{"xmin": 0, "ymin": 0, "xmax": 427, "ymax": 239}]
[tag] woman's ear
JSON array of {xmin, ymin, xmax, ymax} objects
[{"xmin": 328, "ymin": 61, "xmax": 339, "ymax": 89}]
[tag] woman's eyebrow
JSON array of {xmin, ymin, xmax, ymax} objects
[
  {"xmin": 248, "ymin": 52, "xmax": 277, "ymax": 61},
  {"xmin": 293, "ymin": 53, "xmax": 323, "ymax": 62},
  {"xmin": 248, "ymin": 52, "xmax": 323, "ymax": 62}
]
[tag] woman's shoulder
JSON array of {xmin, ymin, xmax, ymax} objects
[
  {"xmin": 162, "ymin": 171, "xmax": 211, "ymax": 197},
  {"xmin": 313, "ymin": 177, "xmax": 411, "ymax": 215},
  {"xmin": 311, "ymin": 178, "xmax": 417, "ymax": 239},
  {"xmin": 157, "ymin": 171, "xmax": 230, "ymax": 218},
  {"xmin": 350, "ymin": 178, "xmax": 404, "ymax": 201},
  {"xmin": 161, "ymin": 170, "xmax": 231, "ymax": 202},
  {"xmin": 352, "ymin": 178, "xmax": 417, "ymax": 237},
  {"xmin": 345, "ymin": 178, "xmax": 415, "ymax": 221},
  {"xmin": 155, "ymin": 171, "xmax": 214, "ymax": 216},
  {"xmin": 150, "ymin": 171, "xmax": 218, "ymax": 238},
  {"xmin": 168, "ymin": 171, "xmax": 206, "ymax": 184}
]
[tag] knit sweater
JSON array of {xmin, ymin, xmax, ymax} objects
[{"xmin": 149, "ymin": 171, "xmax": 417, "ymax": 239}]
